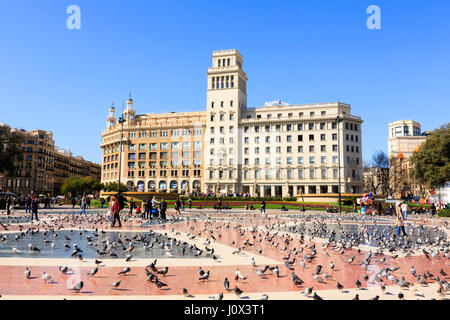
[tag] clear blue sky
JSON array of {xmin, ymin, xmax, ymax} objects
[{"xmin": 1, "ymin": 0, "xmax": 449, "ymax": 164}]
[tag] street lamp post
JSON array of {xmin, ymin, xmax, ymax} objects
[
  {"xmin": 336, "ymin": 115, "xmax": 343, "ymax": 213},
  {"xmin": 117, "ymin": 115, "xmax": 125, "ymax": 197}
]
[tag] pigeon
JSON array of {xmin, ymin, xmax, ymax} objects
[
  {"xmin": 273, "ymin": 266, "xmax": 280, "ymax": 278},
  {"xmin": 337, "ymin": 282, "xmax": 344, "ymax": 291},
  {"xmin": 87, "ymin": 267, "xmax": 98, "ymax": 276},
  {"xmin": 304, "ymin": 286, "xmax": 313, "ymax": 296},
  {"xmin": 199, "ymin": 270, "xmax": 210, "ymax": 281},
  {"xmin": 410, "ymin": 266, "xmax": 416, "ymax": 276},
  {"xmin": 292, "ymin": 272, "xmax": 304, "ymax": 285},
  {"xmin": 224, "ymin": 277, "xmax": 231, "ymax": 291},
  {"xmin": 70, "ymin": 281, "xmax": 83, "ymax": 292},
  {"xmin": 182, "ymin": 288, "xmax": 188, "ymax": 297},
  {"xmin": 398, "ymin": 292, "xmax": 404, "ymax": 300},
  {"xmin": 95, "ymin": 259, "xmax": 102, "ymax": 265},
  {"xmin": 209, "ymin": 292, "xmax": 224, "ymax": 300},
  {"xmin": 157, "ymin": 267, "xmax": 169, "ymax": 276},
  {"xmin": 352, "ymin": 294, "xmax": 359, "ymax": 300},
  {"xmin": 112, "ymin": 280, "xmax": 121, "ymax": 289},
  {"xmin": 42, "ymin": 272, "xmax": 53, "ymax": 283},
  {"xmin": 125, "ymin": 254, "xmax": 132, "ymax": 262},
  {"xmin": 198, "ymin": 267, "xmax": 205, "ymax": 276},
  {"xmin": 329, "ymin": 261, "xmax": 335, "ymax": 270},
  {"xmin": 355, "ymin": 279, "xmax": 362, "ymax": 289},
  {"xmin": 315, "ymin": 265, "xmax": 322, "ymax": 275},
  {"xmin": 234, "ymin": 286, "xmax": 243, "ymax": 297},
  {"xmin": 260, "ymin": 294, "xmax": 269, "ymax": 300},
  {"xmin": 118, "ymin": 267, "xmax": 131, "ymax": 275},
  {"xmin": 313, "ymin": 292, "xmax": 323, "ymax": 300},
  {"xmin": 155, "ymin": 278, "xmax": 168, "ymax": 288},
  {"xmin": 346, "ymin": 256, "xmax": 355, "ymax": 264},
  {"xmin": 25, "ymin": 267, "xmax": 31, "ymax": 279},
  {"xmin": 235, "ymin": 269, "xmax": 246, "ymax": 280},
  {"xmin": 59, "ymin": 266, "xmax": 70, "ymax": 274}
]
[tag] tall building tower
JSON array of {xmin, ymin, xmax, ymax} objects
[{"xmin": 204, "ymin": 49, "xmax": 247, "ymax": 194}]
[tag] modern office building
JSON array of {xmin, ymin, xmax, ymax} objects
[{"xmin": 101, "ymin": 49, "xmax": 364, "ymax": 197}]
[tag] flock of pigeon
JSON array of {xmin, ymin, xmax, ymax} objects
[{"xmin": 0, "ymin": 210, "xmax": 448, "ymax": 299}]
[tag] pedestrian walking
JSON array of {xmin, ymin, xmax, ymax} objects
[
  {"xmin": 175, "ymin": 198, "xmax": 182, "ymax": 215},
  {"xmin": 110, "ymin": 195, "xmax": 122, "ymax": 228},
  {"xmin": 71, "ymin": 197, "xmax": 76, "ymax": 209},
  {"xmin": 30, "ymin": 196, "xmax": 39, "ymax": 221},
  {"xmin": 188, "ymin": 198, "xmax": 192, "ymax": 209},
  {"xmin": 216, "ymin": 199, "xmax": 222, "ymax": 212},
  {"xmin": 80, "ymin": 196, "xmax": 87, "ymax": 215},
  {"xmin": 86, "ymin": 197, "xmax": 91, "ymax": 209},
  {"xmin": 396, "ymin": 201, "xmax": 407, "ymax": 237},
  {"xmin": 160, "ymin": 198, "xmax": 167, "ymax": 220},
  {"xmin": 100, "ymin": 197, "xmax": 105, "ymax": 208},
  {"xmin": 260, "ymin": 199, "xmax": 266, "ymax": 214},
  {"xmin": 181, "ymin": 198, "xmax": 185, "ymax": 211}
]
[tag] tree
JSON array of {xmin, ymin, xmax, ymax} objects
[
  {"xmin": 364, "ymin": 150, "xmax": 390, "ymax": 195},
  {"xmin": 102, "ymin": 181, "xmax": 128, "ymax": 194},
  {"xmin": 0, "ymin": 125, "xmax": 24, "ymax": 175},
  {"xmin": 60, "ymin": 176, "xmax": 102, "ymax": 196},
  {"xmin": 410, "ymin": 123, "xmax": 450, "ymax": 188}
]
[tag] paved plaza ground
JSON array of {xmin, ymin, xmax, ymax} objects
[{"xmin": 0, "ymin": 206, "xmax": 448, "ymax": 300}]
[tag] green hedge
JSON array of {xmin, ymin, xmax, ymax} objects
[
  {"xmin": 438, "ymin": 209, "xmax": 450, "ymax": 217},
  {"xmin": 179, "ymin": 196, "xmax": 298, "ymax": 202}
]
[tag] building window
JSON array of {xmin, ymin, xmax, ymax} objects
[
  {"xmin": 298, "ymin": 157, "xmax": 303, "ymax": 164},
  {"xmin": 309, "ymin": 145, "xmax": 314, "ymax": 152}
]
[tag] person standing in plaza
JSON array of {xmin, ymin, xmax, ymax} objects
[
  {"xmin": 431, "ymin": 203, "xmax": 436, "ymax": 216},
  {"xmin": 110, "ymin": 195, "xmax": 122, "ymax": 228},
  {"xmin": 71, "ymin": 197, "xmax": 76, "ymax": 209},
  {"xmin": 86, "ymin": 197, "xmax": 91, "ymax": 209},
  {"xmin": 25, "ymin": 195, "xmax": 31, "ymax": 213},
  {"xmin": 30, "ymin": 196, "xmax": 39, "ymax": 221},
  {"xmin": 129, "ymin": 199, "xmax": 134, "ymax": 215},
  {"xmin": 181, "ymin": 198, "xmax": 185, "ymax": 211},
  {"xmin": 6, "ymin": 196, "xmax": 12, "ymax": 215},
  {"xmin": 217, "ymin": 199, "xmax": 222, "ymax": 212},
  {"xmin": 396, "ymin": 202, "xmax": 407, "ymax": 237},
  {"xmin": 160, "ymin": 198, "xmax": 167, "ymax": 220},
  {"xmin": 80, "ymin": 196, "xmax": 87, "ymax": 215},
  {"xmin": 188, "ymin": 198, "xmax": 192, "ymax": 210},
  {"xmin": 401, "ymin": 201, "xmax": 409, "ymax": 220},
  {"xmin": 100, "ymin": 197, "xmax": 105, "ymax": 208},
  {"xmin": 260, "ymin": 199, "xmax": 266, "ymax": 214},
  {"xmin": 141, "ymin": 199, "xmax": 146, "ymax": 219}
]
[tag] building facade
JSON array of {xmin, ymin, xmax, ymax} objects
[
  {"xmin": 387, "ymin": 120, "xmax": 428, "ymax": 197},
  {"xmin": 0, "ymin": 124, "xmax": 100, "ymax": 196},
  {"xmin": 101, "ymin": 49, "xmax": 364, "ymax": 197}
]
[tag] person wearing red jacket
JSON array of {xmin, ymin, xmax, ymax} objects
[{"xmin": 110, "ymin": 195, "xmax": 122, "ymax": 228}]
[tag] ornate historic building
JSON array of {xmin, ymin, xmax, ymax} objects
[
  {"xmin": 101, "ymin": 49, "xmax": 364, "ymax": 197},
  {"xmin": 0, "ymin": 124, "xmax": 100, "ymax": 196}
]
